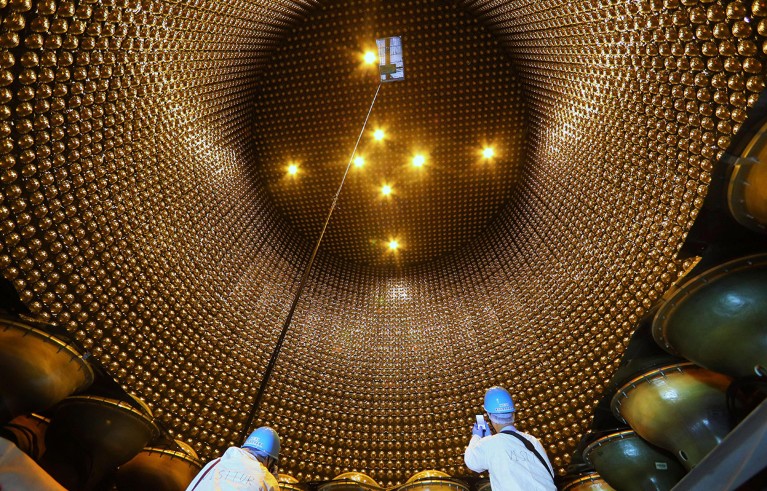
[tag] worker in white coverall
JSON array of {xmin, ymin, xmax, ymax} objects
[
  {"xmin": 186, "ymin": 426, "xmax": 280, "ymax": 491},
  {"xmin": 464, "ymin": 387, "xmax": 556, "ymax": 491}
]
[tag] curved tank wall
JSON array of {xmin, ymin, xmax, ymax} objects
[{"xmin": 0, "ymin": 0, "xmax": 764, "ymax": 486}]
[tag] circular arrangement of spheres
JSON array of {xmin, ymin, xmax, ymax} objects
[
  {"xmin": 253, "ymin": 0, "xmax": 526, "ymax": 267},
  {"xmin": 0, "ymin": 0, "xmax": 764, "ymax": 488}
]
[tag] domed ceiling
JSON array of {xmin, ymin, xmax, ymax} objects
[
  {"xmin": 0, "ymin": 0, "xmax": 764, "ymax": 487},
  {"xmin": 253, "ymin": 0, "xmax": 526, "ymax": 267}
]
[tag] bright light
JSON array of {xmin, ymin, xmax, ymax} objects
[
  {"xmin": 354, "ymin": 156, "xmax": 365, "ymax": 168},
  {"xmin": 373, "ymin": 129, "xmax": 385, "ymax": 141},
  {"xmin": 482, "ymin": 147, "xmax": 495, "ymax": 159},
  {"xmin": 412, "ymin": 154, "xmax": 426, "ymax": 167},
  {"xmin": 381, "ymin": 184, "xmax": 392, "ymax": 196},
  {"xmin": 363, "ymin": 51, "xmax": 377, "ymax": 65},
  {"xmin": 388, "ymin": 240, "xmax": 399, "ymax": 251},
  {"xmin": 287, "ymin": 164, "xmax": 299, "ymax": 175}
]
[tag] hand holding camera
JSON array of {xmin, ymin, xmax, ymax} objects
[{"xmin": 472, "ymin": 415, "xmax": 492, "ymax": 438}]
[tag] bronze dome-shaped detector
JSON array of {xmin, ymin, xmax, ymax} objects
[
  {"xmin": 114, "ymin": 440, "xmax": 203, "ymax": 491},
  {"xmin": 728, "ymin": 118, "xmax": 767, "ymax": 233},
  {"xmin": 405, "ymin": 469, "xmax": 452, "ymax": 482},
  {"xmin": 278, "ymin": 474, "xmax": 308, "ymax": 491},
  {"xmin": 611, "ymin": 363, "xmax": 732, "ymax": 471},
  {"xmin": 400, "ymin": 469, "xmax": 469, "ymax": 491},
  {"xmin": 0, "ymin": 317, "xmax": 94, "ymax": 423},
  {"xmin": 560, "ymin": 472, "xmax": 615, "ymax": 491},
  {"xmin": 318, "ymin": 471, "xmax": 382, "ymax": 491},
  {"xmin": 583, "ymin": 429, "xmax": 686, "ymax": 491},
  {"xmin": 40, "ymin": 394, "xmax": 159, "ymax": 491},
  {"xmin": 653, "ymin": 253, "xmax": 767, "ymax": 379}
]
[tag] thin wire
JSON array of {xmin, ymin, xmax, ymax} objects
[{"xmin": 240, "ymin": 82, "xmax": 384, "ymax": 441}]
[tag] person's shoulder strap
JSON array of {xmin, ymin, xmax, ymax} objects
[
  {"xmin": 188, "ymin": 457, "xmax": 221, "ymax": 491},
  {"xmin": 500, "ymin": 429, "xmax": 554, "ymax": 479}
]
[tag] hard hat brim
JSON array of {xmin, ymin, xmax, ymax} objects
[{"xmin": 484, "ymin": 407, "xmax": 516, "ymax": 414}]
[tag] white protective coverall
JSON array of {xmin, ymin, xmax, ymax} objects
[
  {"xmin": 464, "ymin": 425, "xmax": 556, "ymax": 491},
  {"xmin": 0, "ymin": 437, "xmax": 67, "ymax": 491},
  {"xmin": 185, "ymin": 446, "xmax": 279, "ymax": 491}
]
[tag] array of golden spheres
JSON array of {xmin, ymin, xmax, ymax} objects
[
  {"xmin": 0, "ymin": 0, "xmax": 765, "ymax": 487},
  {"xmin": 0, "ymin": 0, "xmax": 312, "ymax": 459},
  {"xmin": 253, "ymin": 0, "xmax": 526, "ymax": 266}
]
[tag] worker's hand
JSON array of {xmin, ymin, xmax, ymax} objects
[
  {"xmin": 472, "ymin": 423, "xmax": 490, "ymax": 438},
  {"xmin": 472, "ymin": 423, "xmax": 483, "ymax": 437}
]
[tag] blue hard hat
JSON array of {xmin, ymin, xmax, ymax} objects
[
  {"xmin": 243, "ymin": 426, "xmax": 280, "ymax": 460},
  {"xmin": 484, "ymin": 386, "xmax": 515, "ymax": 414}
]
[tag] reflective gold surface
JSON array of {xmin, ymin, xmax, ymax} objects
[
  {"xmin": 398, "ymin": 472, "xmax": 469, "ymax": 491},
  {"xmin": 561, "ymin": 473, "xmax": 616, "ymax": 491},
  {"xmin": 611, "ymin": 363, "xmax": 732, "ymax": 470},
  {"xmin": 405, "ymin": 470, "xmax": 452, "ymax": 483},
  {"xmin": 0, "ymin": 318, "xmax": 93, "ymax": 421},
  {"xmin": 319, "ymin": 471, "xmax": 382, "ymax": 490},
  {"xmin": 728, "ymin": 120, "xmax": 767, "ymax": 232},
  {"xmin": 115, "ymin": 446, "xmax": 203, "ymax": 491},
  {"xmin": 0, "ymin": 0, "xmax": 765, "ymax": 485},
  {"xmin": 279, "ymin": 473, "xmax": 307, "ymax": 491}
]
